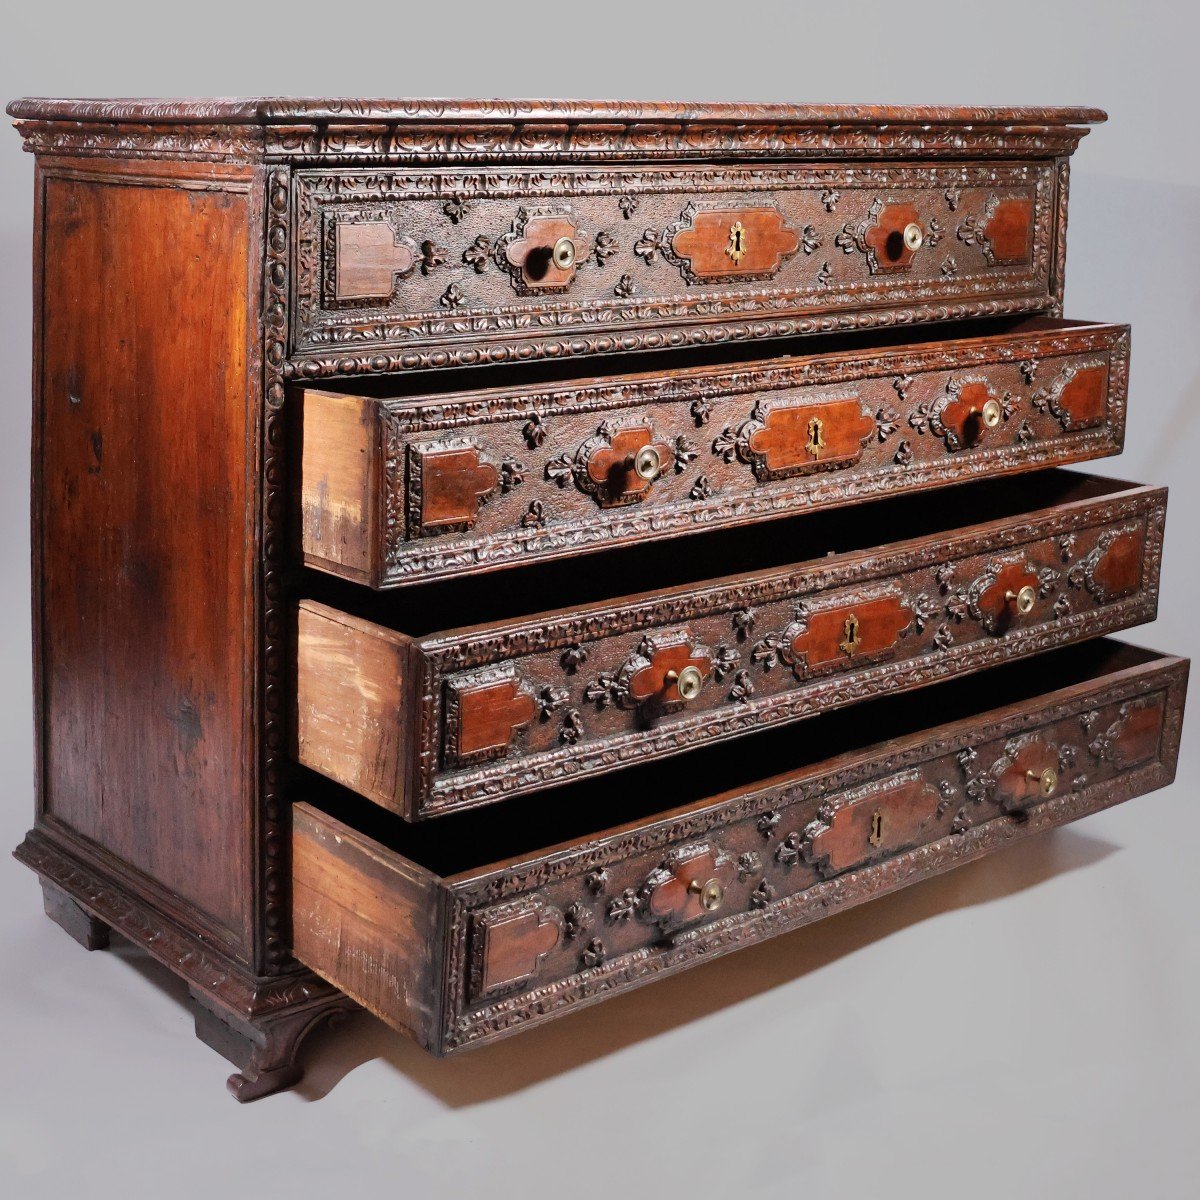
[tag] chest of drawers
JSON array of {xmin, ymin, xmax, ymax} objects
[{"xmin": 7, "ymin": 98, "xmax": 1186, "ymax": 1102}]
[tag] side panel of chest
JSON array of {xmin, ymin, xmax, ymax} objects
[{"xmin": 34, "ymin": 158, "xmax": 260, "ymax": 960}]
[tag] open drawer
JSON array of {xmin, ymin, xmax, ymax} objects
[
  {"xmin": 296, "ymin": 317, "xmax": 1129, "ymax": 587},
  {"xmin": 292, "ymin": 641, "xmax": 1188, "ymax": 1055},
  {"xmin": 293, "ymin": 470, "xmax": 1164, "ymax": 819}
]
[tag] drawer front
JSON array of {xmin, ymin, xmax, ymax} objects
[
  {"xmin": 298, "ymin": 321, "xmax": 1128, "ymax": 587},
  {"xmin": 290, "ymin": 162, "xmax": 1059, "ymax": 370},
  {"xmin": 293, "ymin": 482, "xmax": 1165, "ymax": 818},
  {"xmin": 291, "ymin": 650, "xmax": 1188, "ymax": 1055}
]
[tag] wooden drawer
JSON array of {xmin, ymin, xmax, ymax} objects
[
  {"xmin": 296, "ymin": 317, "xmax": 1128, "ymax": 587},
  {"xmin": 293, "ymin": 471, "xmax": 1164, "ymax": 819},
  {"xmin": 292, "ymin": 642, "xmax": 1188, "ymax": 1055},
  {"xmin": 290, "ymin": 161, "xmax": 1061, "ymax": 371}
]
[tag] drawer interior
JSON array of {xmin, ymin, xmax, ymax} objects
[
  {"xmin": 300, "ymin": 468, "xmax": 1142, "ymax": 638},
  {"xmin": 305, "ymin": 315, "xmax": 1097, "ymax": 403},
  {"xmin": 296, "ymin": 639, "xmax": 1166, "ymax": 878}
]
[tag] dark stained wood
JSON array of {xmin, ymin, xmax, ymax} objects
[
  {"xmin": 293, "ymin": 319, "xmax": 1132, "ymax": 588},
  {"xmin": 1055, "ymin": 365, "xmax": 1108, "ymax": 429},
  {"xmin": 40, "ymin": 878, "xmax": 110, "ymax": 951},
  {"xmin": 788, "ymin": 594, "xmax": 914, "ymax": 673},
  {"xmin": 984, "ymin": 198, "xmax": 1035, "ymax": 263},
  {"xmin": 1091, "ymin": 528, "xmax": 1145, "ymax": 599},
  {"xmin": 974, "ymin": 560, "xmax": 1043, "ymax": 631},
  {"xmin": 290, "ymin": 646, "xmax": 1188, "ymax": 1055}
]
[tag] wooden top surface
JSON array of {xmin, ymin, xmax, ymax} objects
[{"xmin": 6, "ymin": 97, "xmax": 1107, "ymax": 127}]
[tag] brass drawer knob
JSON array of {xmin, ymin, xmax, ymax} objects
[
  {"xmin": 631, "ymin": 444, "xmax": 663, "ymax": 482},
  {"xmin": 552, "ymin": 236, "xmax": 577, "ymax": 271},
  {"xmin": 666, "ymin": 664, "xmax": 705, "ymax": 702},
  {"xmin": 980, "ymin": 398, "xmax": 1003, "ymax": 428},
  {"xmin": 1004, "ymin": 584, "xmax": 1037, "ymax": 615},
  {"xmin": 687, "ymin": 878, "xmax": 725, "ymax": 912},
  {"xmin": 1026, "ymin": 766, "xmax": 1058, "ymax": 797},
  {"xmin": 903, "ymin": 222, "xmax": 925, "ymax": 252}
]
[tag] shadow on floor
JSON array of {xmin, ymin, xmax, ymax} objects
[{"xmin": 285, "ymin": 824, "xmax": 1118, "ymax": 1106}]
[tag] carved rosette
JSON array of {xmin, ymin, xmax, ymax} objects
[{"xmin": 493, "ymin": 206, "xmax": 591, "ymax": 296}]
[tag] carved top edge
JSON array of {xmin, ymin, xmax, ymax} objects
[{"xmin": 5, "ymin": 97, "xmax": 1109, "ymax": 127}]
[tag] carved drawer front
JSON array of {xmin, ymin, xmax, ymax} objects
[
  {"xmin": 296, "ymin": 319, "xmax": 1128, "ymax": 587},
  {"xmin": 292, "ymin": 474, "xmax": 1165, "ymax": 819},
  {"xmin": 291, "ymin": 162, "xmax": 1060, "ymax": 372},
  {"xmin": 291, "ymin": 644, "xmax": 1188, "ymax": 1055}
]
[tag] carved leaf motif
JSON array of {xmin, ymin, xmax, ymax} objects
[
  {"xmin": 713, "ymin": 645, "xmax": 741, "ymax": 681},
  {"xmin": 821, "ymin": 189, "xmax": 840, "ymax": 212},
  {"xmin": 690, "ymin": 475, "xmax": 715, "ymax": 501},
  {"xmin": 875, "ymin": 407, "xmax": 899, "ymax": 442},
  {"xmin": 944, "ymin": 187, "xmax": 961, "ymax": 211},
  {"xmin": 712, "ymin": 425, "xmax": 744, "ymax": 463},
  {"xmin": 439, "ymin": 283, "xmax": 464, "ymax": 310},
  {"xmin": 674, "ymin": 435, "xmax": 699, "ymax": 471},
  {"xmin": 420, "ymin": 240, "xmax": 447, "ymax": 275},
  {"xmin": 936, "ymin": 563, "xmax": 956, "ymax": 592},
  {"xmin": 463, "ymin": 235, "xmax": 492, "ymax": 273},
  {"xmin": 690, "ymin": 397, "xmax": 712, "ymax": 426},
  {"xmin": 933, "ymin": 623, "xmax": 954, "ymax": 650},
  {"xmin": 520, "ymin": 500, "xmax": 545, "ymax": 529},
  {"xmin": 606, "ymin": 888, "xmax": 638, "ymax": 922},
  {"xmin": 1016, "ymin": 420, "xmax": 1036, "ymax": 442},
  {"xmin": 757, "ymin": 810, "xmax": 781, "ymax": 838},
  {"xmin": 559, "ymin": 709, "xmax": 585, "ymax": 745},
  {"xmin": 816, "ymin": 261, "xmax": 833, "ymax": 287},
  {"xmin": 775, "ymin": 832, "xmax": 803, "ymax": 866},
  {"xmin": 749, "ymin": 880, "xmax": 776, "ymax": 909},
  {"xmin": 561, "ymin": 643, "xmax": 589, "ymax": 674},
  {"xmin": 584, "ymin": 672, "xmax": 624, "ymax": 709},
  {"xmin": 732, "ymin": 607, "xmax": 756, "ymax": 639},
  {"xmin": 499, "ymin": 459, "xmax": 525, "ymax": 492},
  {"xmin": 1053, "ymin": 594, "xmax": 1071, "ymax": 619},
  {"xmin": 634, "ymin": 229, "xmax": 662, "ymax": 263},
  {"xmin": 751, "ymin": 631, "xmax": 786, "ymax": 669},
  {"xmin": 592, "ymin": 231, "xmax": 618, "ymax": 264},
  {"xmin": 941, "ymin": 256, "xmax": 959, "ymax": 278},
  {"xmin": 912, "ymin": 593, "xmax": 940, "ymax": 632},
  {"xmin": 893, "ymin": 374, "xmax": 914, "ymax": 402},
  {"xmin": 580, "ymin": 938, "xmax": 605, "ymax": 968},
  {"xmin": 1020, "ymin": 359, "xmax": 1039, "ymax": 385},
  {"xmin": 957, "ymin": 746, "xmax": 978, "ymax": 774},
  {"xmin": 737, "ymin": 851, "xmax": 762, "ymax": 880},
  {"xmin": 585, "ymin": 869, "xmax": 608, "ymax": 894},
  {"xmin": 618, "ymin": 194, "xmax": 639, "ymax": 219},
  {"xmin": 1059, "ymin": 534, "xmax": 1077, "ymax": 562},
  {"xmin": 443, "ymin": 194, "xmax": 470, "ymax": 224},
  {"xmin": 945, "ymin": 593, "xmax": 970, "ymax": 621},
  {"xmin": 523, "ymin": 413, "xmax": 548, "ymax": 449},
  {"xmin": 537, "ymin": 685, "xmax": 569, "ymax": 719},
  {"xmin": 909, "ymin": 403, "xmax": 932, "ymax": 434},
  {"xmin": 1038, "ymin": 567, "xmax": 1060, "ymax": 596},
  {"xmin": 894, "ymin": 439, "xmax": 914, "ymax": 466},
  {"xmin": 835, "ymin": 225, "xmax": 859, "ymax": 253},
  {"xmin": 563, "ymin": 902, "xmax": 594, "ymax": 940},
  {"xmin": 614, "ymin": 273, "xmax": 637, "ymax": 299},
  {"xmin": 545, "ymin": 454, "xmax": 574, "ymax": 486},
  {"xmin": 800, "ymin": 224, "xmax": 820, "ymax": 254},
  {"xmin": 729, "ymin": 670, "xmax": 755, "ymax": 704}
]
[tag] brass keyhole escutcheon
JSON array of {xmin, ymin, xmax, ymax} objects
[
  {"xmin": 1026, "ymin": 766, "xmax": 1058, "ymax": 797},
  {"xmin": 903, "ymin": 222, "xmax": 925, "ymax": 252},
  {"xmin": 839, "ymin": 613, "xmax": 861, "ymax": 657},
  {"xmin": 666, "ymin": 664, "xmax": 705, "ymax": 702},
  {"xmin": 869, "ymin": 808, "xmax": 885, "ymax": 847},
  {"xmin": 725, "ymin": 220, "xmax": 747, "ymax": 265},
  {"xmin": 1005, "ymin": 584, "xmax": 1037, "ymax": 615},
  {"xmin": 805, "ymin": 416, "xmax": 827, "ymax": 458},
  {"xmin": 552, "ymin": 237, "xmax": 577, "ymax": 270},
  {"xmin": 687, "ymin": 878, "xmax": 725, "ymax": 912},
  {"xmin": 631, "ymin": 444, "xmax": 662, "ymax": 482}
]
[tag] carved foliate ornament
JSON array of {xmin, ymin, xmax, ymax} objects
[
  {"xmin": 546, "ymin": 418, "xmax": 677, "ymax": 508},
  {"xmin": 494, "ymin": 206, "xmax": 591, "ymax": 295},
  {"xmin": 586, "ymin": 631, "xmax": 715, "ymax": 714},
  {"xmin": 638, "ymin": 842, "xmax": 736, "ymax": 929}
]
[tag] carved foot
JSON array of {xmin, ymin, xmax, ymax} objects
[
  {"xmin": 41, "ymin": 879, "xmax": 110, "ymax": 950},
  {"xmin": 189, "ymin": 987, "xmax": 358, "ymax": 1102}
]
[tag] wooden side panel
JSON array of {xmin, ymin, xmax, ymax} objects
[
  {"xmin": 293, "ymin": 601, "xmax": 412, "ymax": 813},
  {"xmin": 297, "ymin": 390, "xmax": 377, "ymax": 583},
  {"xmin": 291, "ymin": 804, "xmax": 442, "ymax": 1051},
  {"xmin": 37, "ymin": 162, "xmax": 256, "ymax": 947}
]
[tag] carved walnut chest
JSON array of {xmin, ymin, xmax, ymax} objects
[{"xmin": 7, "ymin": 98, "xmax": 1187, "ymax": 1099}]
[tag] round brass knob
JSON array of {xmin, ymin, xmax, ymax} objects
[
  {"xmin": 980, "ymin": 398, "xmax": 1003, "ymax": 428},
  {"xmin": 552, "ymin": 236, "xmax": 576, "ymax": 270},
  {"xmin": 1026, "ymin": 766, "xmax": 1058, "ymax": 797},
  {"xmin": 687, "ymin": 878, "xmax": 725, "ymax": 912},
  {"xmin": 632, "ymin": 444, "xmax": 662, "ymax": 482},
  {"xmin": 673, "ymin": 664, "xmax": 704, "ymax": 701},
  {"xmin": 1005, "ymin": 584, "xmax": 1037, "ymax": 615},
  {"xmin": 903, "ymin": 222, "xmax": 925, "ymax": 252}
]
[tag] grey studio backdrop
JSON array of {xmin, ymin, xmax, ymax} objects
[{"xmin": 0, "ymin": 3, "xmax": 1196, "ymax": 1197}]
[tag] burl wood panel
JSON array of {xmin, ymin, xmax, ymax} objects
[
  {"xmin": 37, "ymin": 161, "xmax": 256, "ymax": 947},
  {"xmin": 293, "ymin": 603, "xmax": 413, "ymax": 811},
  {"xmin": 290, "ymin": 649, "xmax": 1187, "ymax": 1055},
  {"xmin": 296, "ymin": 320, "xmax": 1130, "ymax": 588}
]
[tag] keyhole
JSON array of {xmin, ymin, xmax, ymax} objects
[
  {"xmin": 869, "ymin": 809, "xmax": 885, "ymax": 847},
  {"xmin": 839, "ymin": 613, "xmax": 861, "ymax": 657},
  {"xmin": 805, "ymin": 416, "xmax": 826, "ymax": 458},
  {"xmin": 726, "ymin": 220, "xmax": 748, "ymax": 265}
]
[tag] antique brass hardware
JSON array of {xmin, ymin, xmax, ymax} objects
[
  {"xmin": 805, "ymin": 416, "xmax": 827, "ymax": 458},
  {"xmin": 903, "ymin": 222, "xmax": 924, "ymax": 252},
  {"xmin": 839, "ymin": 613, "xmax": 862, "ymax": 657},
  {"xmin": 665, "ymin": 664, "xmax": 705, "ymax": 701},
  {"xmin": 1004, "ymin": 584, "xmax": 1037, "ymax": 614},
  {"xmin": 552, "ymin": 236, "xmax": 577, "ymax": 270},
  {"xmin": 725, "ymin": 220, "xmax": 747, "ymax": 265},
  {"xmin": 631, "ymin": 444, "xmax": 663, "ymax": 482},
  {"xmin": 687, "ymin": 878, "xmax": 725, "ymax": 912},
  {"xmin": 869, "ymin": 808, "xmax": 885, "ymax": 847},
  {"xmin": 979, "ymin": 398, "xmax": 1003, "ymax": 428},
  {"xmin": 1026, "ymin": 766, "xmax": 1058, "ymax": 797}
]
